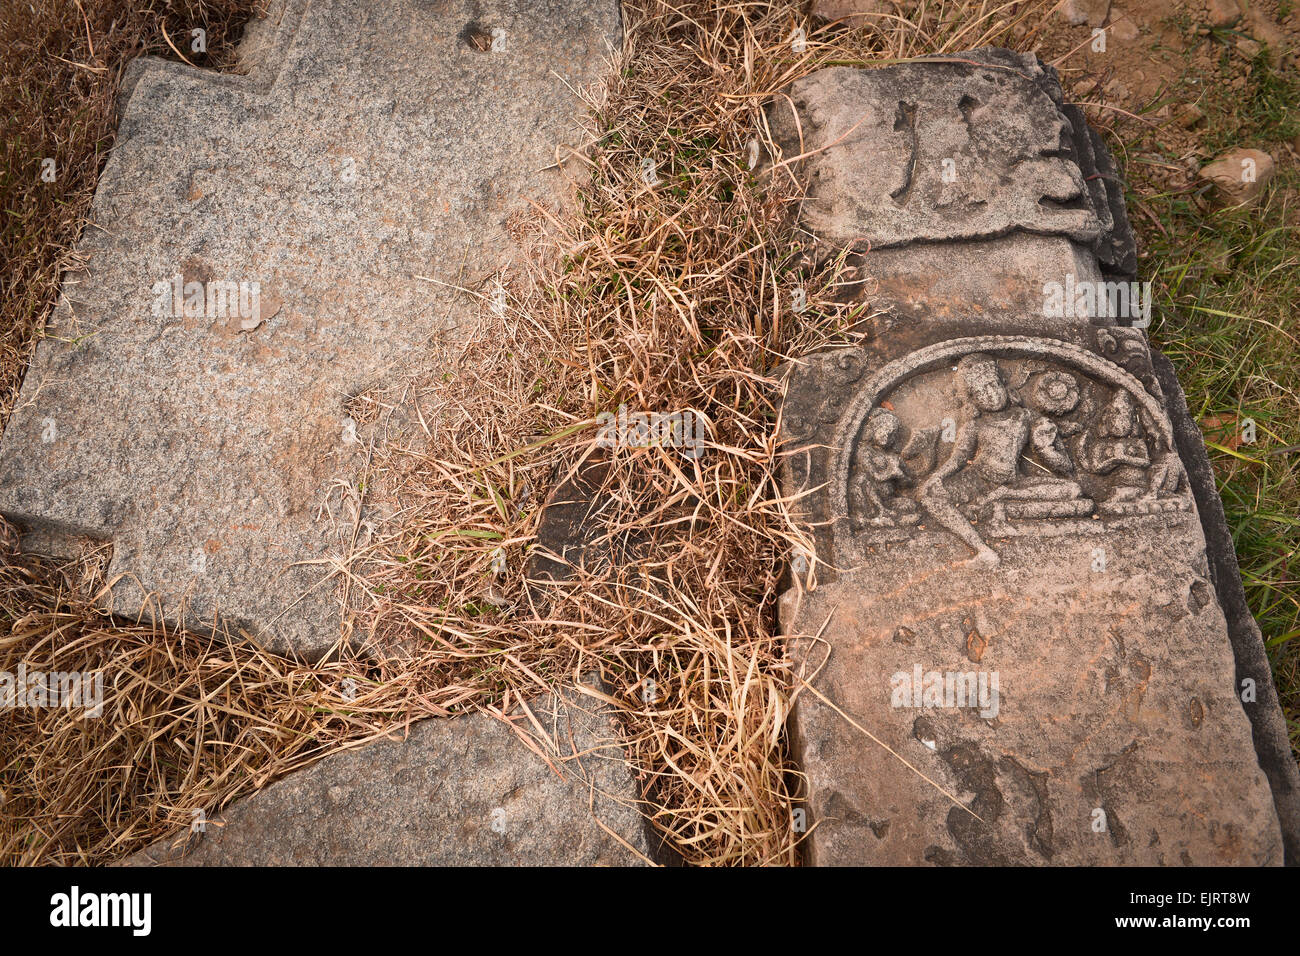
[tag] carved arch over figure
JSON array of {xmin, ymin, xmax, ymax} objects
[{"xmin": 828, "ymin": 335, "xmax": 1192, "ymax": 565}]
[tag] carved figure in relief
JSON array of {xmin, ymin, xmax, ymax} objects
[
  {"xmin": 919, "ymin": 354, "xmax": 1085, "ymax": 565},
  {"xmin": 852, "ymin": 408, "xmax": 922, "ymax": 528},
  {"xmin": 826, "ymin": 337, "xmax": 1195, "ymax": 568},
  {"xmin": 821, "ymin": 337, "xmax": 1195, "ymax": 567},
  {"xmin": 1079, "ymin": 389, "xmax": 1151, "ymax": 496}
]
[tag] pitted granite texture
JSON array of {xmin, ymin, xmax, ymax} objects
[
  {"xmin": 0, "ymin": 0, "xmax": 619, "ymax": 658},
  {"xmin": 123, "ymin": 682, "xmax": 654, "ymax": 866}
]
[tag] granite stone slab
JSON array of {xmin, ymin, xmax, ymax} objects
[
  {"xmin": 122, "ymin": 681, "xmax": 654, "ymax": 866},
  {"xmin": 0, "ymin": 0, "xmax": 619, "ymax": 659},
  {"xmin": 768, "ymin": 51, "xmax": 1104, "ymax": 250}
]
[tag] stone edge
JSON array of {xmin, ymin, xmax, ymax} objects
[
  {"xmin": 1151, "ymin": 347, "xmax": 1300, "ymax": 865},
  {"xmin": 118, "ymin": 0, "xmax": 309, "ymax": 116}
]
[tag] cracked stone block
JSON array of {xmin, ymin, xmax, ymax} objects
[
  {"xmin": 774, "ymin": 50, "xmax": 1294, "ymax": 865},
  {"xmin": 122, "ymin": 681, "xmax": 655, "ymax": 866},
  {"xmin": 0, "ymin": 0, "xmax": 620, "ymax": 659}
]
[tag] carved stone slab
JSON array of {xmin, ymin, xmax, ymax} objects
[
  {"xmin": 769, "ymin": 52, "xmax": 1091, "ymax": 248},
  {"xmin": 0, "ymin": 0, "xmax": 619, "ymax": 658},
  {"xmin": 777, "ymin": 53, "xmax": 1288, "ymax": 865},
  {"xmin": 768, "ymin": 51, "xmax": 1136, "ymax": 331}
]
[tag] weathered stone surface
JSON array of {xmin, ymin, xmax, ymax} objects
[
  {"xmin": 1062, "ymin": 102, "xmax": 1138, "ymax": 279},
  {"xmin": 775, "ymin": 52, "xmax": 1288, "ymax": 865},
  {"xmin": 1205, "ymin": 0, "xmax": 1243, "ymax": 29},
  {"xmin": 529, "ymin": 455, "xmax": 610, "ymax": 582},
  {"xmin": 1060, "ymin": 0, "xmax": 1111, "ymax": 28},
  {"xmin": 1107, "ymin": 9, "xmax": 1140, "ymax": 43},
  {"xmin": 1176, "ymin": 103, "xmax": 1206, "ymax": 129},
  {"xmin": 1242, "ymin": 7, "xmax": 1291, "ymax": 66},
  {"xmin": 767, "ymin": 52, "xmax": 1107, "ymax": 252},
  {"xmin": 123, "ymin": 681, "xmax": 654, "ymax": 866},
  {"xmin": 0, "ymin": 0, "xmax": 619, "ymax": 658}
]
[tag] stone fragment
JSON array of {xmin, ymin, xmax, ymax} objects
[
  {"xmin": 1102, "ymin": 77, "xmax": 1129, "ymax": 100},
  {"xmin": 1201, "ymin": 148, "xmax": 1276, "ymax": 207},
  {"xmin": 1108, "ymin": 10, "xmax": 1141, "ymax": 41},
  {"xmin": 0, "ymin": 0, "xmax": 619, "ymax": 659},
  {"xmin": 768, "ymin": 50, "xmax": 1135, "ymax": 293},
  {"xmin": 767, "ymin": 51, "xmax": 1104, "ymax": 253},
  {"xmin": 1061, "ymin": 0, "xmax": 1111, "ymax": 27},
  {"xmin": 1175, "ymin": 103, "xmax": 1206, "ymax": 129},
  {"xmin": 775, "ymin": 51, "xmax": 1292, "ymax": 865},
  {"xmin": 812, "ymin": 0, "xmax": 894, "ymax": 28},
  {"xmin": 1236, "ymin": 35, "xmax": 1264, "ymax": 58},
  {"xmin": 122, "ymin": 681, "xmax": 655, "ymax": 866},
  {"xmin": 1245, "ymin": 7, "xmax": 1290, "ymax": 63},
  {"xmin": 1206, "ymin": 0, "xmax": 1242, "ymax": 28},
  {"xmin": 529, "ymin": 455, "xmax": 611, "ymax": 586}
]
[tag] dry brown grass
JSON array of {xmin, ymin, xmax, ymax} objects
[
  {"xmin": 342, "ymin": 0, "xmax": 1058, "ymax": 865},
  {"xmin": 3, "ymin": 1, "xmax": 1093, "ymax": 866},
  {"xmin": 0, "ymin": 549, "xmax": 419, "ymax": 863}
]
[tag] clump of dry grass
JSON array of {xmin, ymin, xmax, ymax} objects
[
  {"xmin": 0, "ymin": 547, "xmax": 391, "ymax": 863},
  {"xmin": 2, "ymin": 0, "xmax": 1053, "ymax": 866},
  {"xmin": 346, "ymin": 0, "xmax": 1047, "ymax": 864}
]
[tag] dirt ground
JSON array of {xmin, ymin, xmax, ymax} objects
[{"xmin": 1036, "ymin": 0, "xmax": 1297, "ymax": 201}]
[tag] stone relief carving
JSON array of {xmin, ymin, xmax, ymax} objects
[
  {"xmin": 827, "ymin": 336, "xmax": 1193, "ymax": 566},
  {"xmin": 1095, "ymin": 324, "xmax": 1165, "ymax": 400},
  {"xmin": 768, "ymin": 55, "xmax": 1104, "ymax": 250}
]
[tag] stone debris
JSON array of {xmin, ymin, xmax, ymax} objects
[
  {"xmin": 1205, "ymin": 0, "xmax": 1243, "ymax": 29},
  {"xmin": 1201, "ymin": 147, "xmax": 1276, "ymax": 207},
  {"xmin": 1243, "ymin": 7, "xmax": 1292, "ymax": 66},
  {"xmin": 769, "ymin": 53, "xmax": 1100, "ymax": 252},
  {"xmin": 1107, "ymin": 10, "xmax": 1141, "ymax": 43},
  {"xmin": 773, "ymin": 49, "xmax": 1295, "ymax": 865},
  {"xmin": 0, "ymin": 0, "xmax": 620, "ymax": 659},
  {"xmin": 1061, "ymin": 0, "xmax": 1111, "ymax": 28},
  {"xmin": 1175, "ymin": 103, "xmax": 1207, "ymax": 129}
]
